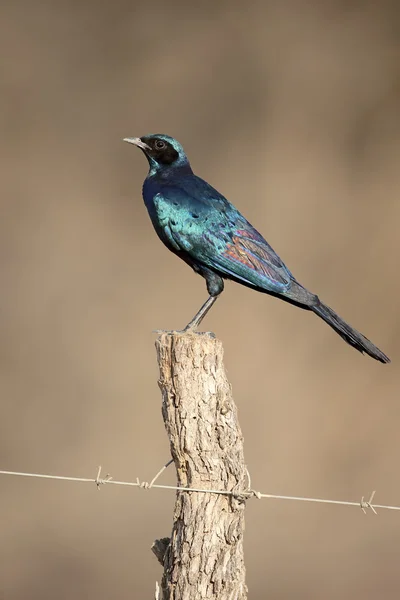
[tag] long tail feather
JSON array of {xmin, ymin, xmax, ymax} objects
[{"xmin": 312, "ymin": 301, "xmax": 390, "ymax": 364}]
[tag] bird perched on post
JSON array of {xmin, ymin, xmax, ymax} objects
[{"xmin": 123, "ymin": 134, "xmax": 390, "ymax": 363}]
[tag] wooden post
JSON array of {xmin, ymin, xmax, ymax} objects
[{"xmin": 152, "ymin": 332, "xmax": 248, "ymax": 600}]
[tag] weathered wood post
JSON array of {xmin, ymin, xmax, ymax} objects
[{"xmin": 152, "ymin": 332, "xmax": 248, "ymax": 600}]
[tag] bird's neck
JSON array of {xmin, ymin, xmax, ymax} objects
[{"xmin": 147, "ymin": 162, "xmax": 193, "ymax": 180}]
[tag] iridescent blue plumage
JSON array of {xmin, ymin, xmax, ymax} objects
[{"xmin": 124, "ymin": 133, "xmax": 389, "ymax": 363}]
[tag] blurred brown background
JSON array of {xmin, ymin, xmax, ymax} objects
[{"xmin": 1, "ymin": 0, "xmax": 399, "ymax": 598}]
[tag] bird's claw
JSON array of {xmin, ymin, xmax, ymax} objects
[{"xmin": 192, "ymin": 331, "xmax": 216, "ymax": 338}]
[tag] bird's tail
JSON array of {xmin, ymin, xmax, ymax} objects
[{"xmin": 311, "ymin": 300, "xmax": 390, "ymax": 363}]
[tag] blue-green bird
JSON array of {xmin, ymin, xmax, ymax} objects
[{"xmin": 124, "ymin": 134, "xmax": 389, "ymax": 363}]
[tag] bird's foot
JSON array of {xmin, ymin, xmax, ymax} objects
[
  {"xmin": 153, "ymin": 328, "xmax": 216, "ymax": 338},
  {"xmin": 189, "ymin": 330, "xmax": 216, "ymax": 338}
]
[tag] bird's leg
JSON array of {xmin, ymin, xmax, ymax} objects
[
  {"xmin": 154, "ymin": 271, "xmax": 223, "ymax": 336},
  {"xmin": 153, "ymin": 295, "xmax": 220, "ymax": 336},
  {"xmin": 183, "ymin": 294, "xmax": 220, "ymax": 332},
  {"xmin": 182, "ymin": 271, "xmax": 224, "ymax": 334}
]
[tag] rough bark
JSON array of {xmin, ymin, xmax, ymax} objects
[{"xmin": 153, "ymin": 332, "xmax": 248, "ymax": 600}]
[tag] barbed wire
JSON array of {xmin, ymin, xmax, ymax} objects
[{"xmin": 1, "ymin": 463, "xmax": 399, "ymax": 514}]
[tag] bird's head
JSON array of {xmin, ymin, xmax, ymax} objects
[{"xmin": 123, "ymin": 134, "xmax": 192, "ymax": 175}]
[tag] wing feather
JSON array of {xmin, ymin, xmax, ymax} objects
[{"xmin": 157, "ymin": 181, "xmax": 292, "ymax": 293}]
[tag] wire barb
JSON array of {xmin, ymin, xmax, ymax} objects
[
  {"xmin": 149, "ymin": 458, "xmax": 174, "ymax": 488},
  {"xmin": 250, "ymin": 489, "xmax": 262, "ymax": 500},
  {"xmin": 360, "ymin": 490, "xmax": 377, "ymax": 515},
  {"xmin": 136, "ymin": 458, "xmax": 174, "ymax": 489},
  {"xmin": 136, "ymin": 477, "xmax": 150, "ymax": 490},
  {"xmin": 95, "ymin": 466, "xmax": 113, "ymax": 490}
]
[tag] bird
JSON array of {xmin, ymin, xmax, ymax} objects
[{"xmin": 123, "ymin": 133, "xmax": 390, "ymax": 364}]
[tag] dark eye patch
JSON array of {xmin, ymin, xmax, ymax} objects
[{"xmin": 142, "ymin": 137, "xmax": 179, "ymax": 165}]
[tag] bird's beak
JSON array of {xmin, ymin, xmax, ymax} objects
[{"xmin": 123, "ymin": 137, "xmax": 151, "ymax": 151}]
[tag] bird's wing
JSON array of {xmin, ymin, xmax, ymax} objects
[
  {"xmin": 203, "ymin": 224, "xmax": 292, "ymax": 292},
  {"xmin": 155, "ymin": 182, "xmax": 292, "ymax": 293}
]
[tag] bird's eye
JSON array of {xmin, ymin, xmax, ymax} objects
[{"xmin": 155, "ymin": 140, "xmax": 166, "ymax": 150}]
